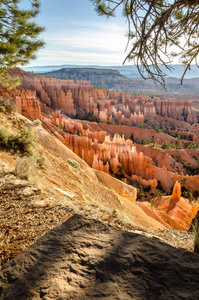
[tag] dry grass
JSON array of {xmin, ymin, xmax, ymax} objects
[
  {"xmin": 13, "ymin": 156, "xmax": 37, "ymax": 180},
  {"xmin": 0, "ymin": 98, "xmax": 17, "ymax": 114}
]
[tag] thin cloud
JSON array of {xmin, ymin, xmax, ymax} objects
[
  {"xmin": 29, "ymin": 19, "xmax": 128, "ymax": 66},
  {"xmin": 34, "ymin": 47, "xmax": 126, "ymax": 66}
]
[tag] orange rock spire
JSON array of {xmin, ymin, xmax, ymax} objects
[{"xmin": 171, "ymin": 181, "xmax": 181, "ymax": 200}]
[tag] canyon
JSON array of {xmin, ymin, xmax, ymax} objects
[{"xmin": 1, "ymin": 68, "xmax": 197, "ymax": 233}]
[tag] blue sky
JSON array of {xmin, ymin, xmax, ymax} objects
[{"xmin": 26, "ymin": 0, "xmax": 129, "ymax": 67}]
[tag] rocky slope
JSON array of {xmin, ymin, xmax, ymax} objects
[{"xmin": 1, "ymin": 214, "xmax": 199, "ymax": 300}]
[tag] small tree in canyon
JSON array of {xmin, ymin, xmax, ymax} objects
[{"xmin": 91, "ymin": 0, "xmax": 199, "ymax": 88}]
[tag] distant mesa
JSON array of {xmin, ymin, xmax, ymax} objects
[{"xmin": 29, "ymin": 64, "xmax": 199, "ymax": 97}]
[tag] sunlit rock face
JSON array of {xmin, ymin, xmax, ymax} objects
[
  {"xmin": 15, "ymin": 89, "xmax": 41, "ymax": 120},
  {"xmin": 171, "ymin": 181, "xmax": 181, "ymax": 200},
  {"xmin": 134, "ymin": 180, "xmax": 198, "ymax": 231}
]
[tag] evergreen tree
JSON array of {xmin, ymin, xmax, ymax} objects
[
  {"xmin": 90, "ymin": 0, "xmax": 199, "ymax": 88},
  {"xmin": 0, "ymin": 0, "xmax": 44, "ymax": 86}
]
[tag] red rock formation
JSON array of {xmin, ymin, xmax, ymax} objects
[
  {"xmin": 52, "ymin": 111, "xmax": 84, "ymax": 135},
  {"xmin": 152, "ymin": 195, "xmax": 199, "ymax": 231},
  {"xmin": 36, "ymin": 109, "xmax": 199, "ymax": 232},
  {"xmin": 154, "ymin": 98, "xmax": 196, "ymax": 123},
  {"xmin": 8, "ymin": 68, "xmax": 197, "ymax": 127},
  {"xmin": 58, "ymin": 89, "xmax": 76, "ymax": 115},
  {"xmin": 15, "ymin": 96, "xmax": 22, "ymax": 114},
  {"xmin": 4, "ymin": 69, "xmax": 199, "ymax": 230},
  {"xmin": 130, "ymin": 112, "xmax": 144, "ymax": 123},
  {"xmin": 135, "ymin": 202, "xmax": 170, "ymax": 228},
  {"xmin": 99, "ymin": 111, "xmax": 107, "ymax": 123},
  {"xmin": 131, "ymin": 175, "xmax": 158, "ymax": 191},
  {"xmin": 13, "ymin": 89, "xmax": 41, "ymax": 120},
  {"xmin": 21, "ymin": 98, "xmax": 41, "ymax": 120},
  {"xmin": 92, "ymin": 154, "xmax": 110, "ymax": 174},
  {"xmin": 171, "ymin": 181, "xmax": 181, "ymax": 200}
]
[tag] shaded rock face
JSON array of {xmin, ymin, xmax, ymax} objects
[{"xmin": 1, "ymin": 214, "xmax": 199, "ymax": 300}]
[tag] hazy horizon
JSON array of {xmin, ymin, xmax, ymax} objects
[{"xmin": 22, "ymin": 63, "xmax": 199, "ymax": 80}]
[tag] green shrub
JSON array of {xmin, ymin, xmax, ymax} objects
[
  {"xmin": 0, "ymin": 105, "xmax": 6, "ymax": 113},
  {"xmin": 187, "ymin": 143, "xmax": 197, "ymax": 149},
  {"xmin": 67, "ymin": 158, "xmax": 80, "ymax": 169},
  {"xmin": 33, "ymin": 119, "xmax": 42, "ymax": 126},
  {"xmin": 35, "ymin": 155, "xmax": 47, "ymax": 167},
  {"xmin": 157, "ymin": 191, "xmax": 166, "ymax": 199},
  {"xmin": 15, "ymin": 126, "xmax": 37, "ymax": 154},
  {"xmin": 137, "ymin": 188, "xmax": 146, "ymax": 201},
  {"xmin": 142, "ymin": 138, "xmax": 150, "ymax": 145},
  {"xmin": 139, "ymin": 196, "xmax": 146, "ymax": 202},
  {"xmin": 140, "ymin": 123, "xmax": 144, "ymax": 129},
  {"xmin": 0, "ymin": 127, "xmax": 10, "ymax": 147},
  {"xmin": 0, "ymin": 125, "xmax": 36, "ymax": 154},
  {"xmin": 182, "ymin": 191, "xmax": 193, "ymax": 201},
  {"xmin": 181, "ymin": 177, "xmax": 187, "ymax": 187},
  {"xmin": 147, "ymin": 201, "xmax": 154, "ymax": 208}
]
